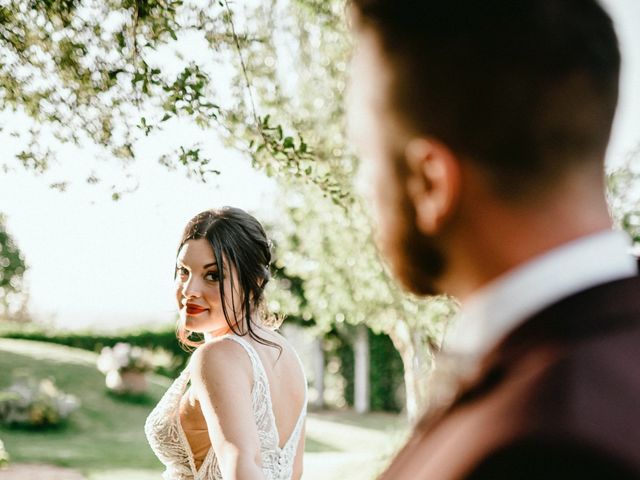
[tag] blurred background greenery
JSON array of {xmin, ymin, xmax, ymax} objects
[
  {"xmin": 0, "ymin": 338, "xmax": 408, "ymax": 479},
  {"xmin": 0, "ymin": 0, "xmax": 638, "ymax": 478}
]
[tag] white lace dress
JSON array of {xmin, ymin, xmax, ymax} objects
[{"xmin": 145, "ymin": 335, "xmax": 307, "ymax": 480}]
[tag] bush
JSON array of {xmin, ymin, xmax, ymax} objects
[
  {"xmin": 97, "ymin": 342, "xmax": 154, "ymax": 374},
  {"xmin": 327, "ymin": 326, "xmax": 405, "ymax": 412},
  {"xmin": 0, "ymin": 324, "xmax": 190, "ymax": 378},
  {"xmin": 369, "ymin": 330, "xmax": 404, "ymax": 412},
  {"xmin": 0, "ymin": 374, "xmax": 79, "ymax": 428}
]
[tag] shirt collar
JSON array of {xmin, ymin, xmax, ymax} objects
[{"xmin": 444, "ymin": 229, "xmax": 637, "ymax": 358}]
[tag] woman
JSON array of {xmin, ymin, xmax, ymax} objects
[{"xmin": 145, "ymin": 207, "xmax": 307, "ymax": 480}]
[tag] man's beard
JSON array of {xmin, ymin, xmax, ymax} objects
[{"xmin": 378, "ymin": 191, "xmax": 446, "ymax": 296}]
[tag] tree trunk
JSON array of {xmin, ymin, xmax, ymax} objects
[
  {"xmin": 353, "ymin": 323, "xmax": 370, "ymax": 414},
  {"xmin": 388, "ymin": 320, "xmax": 435, "ymax": 422}
]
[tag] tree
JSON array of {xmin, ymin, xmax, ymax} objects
[
  {"xmin": 608, "ymin": 148, "xmax": 640, "ymax": 246},
  {"xmin": 268, "ymin": 188, "xmax": 456, "ymax": 418},
  {"xmin": 2, "ymin": 0, "xmax": 459, "ymax": 417},
  {"xmin": 0, "ymin": 214, "xmax": 28, "ymax": 320},
  {"xmin": 6, "ymin": 0, "xmax": 638, "ymax": 419},
  {"xmin": 0, "ymin": 0, "xmax": 346, "ymax": 199}
]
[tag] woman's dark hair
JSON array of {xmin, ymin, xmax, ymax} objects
[{"xmin": 175, "ymin": 207, "xmax": 280, "ymax": 351}]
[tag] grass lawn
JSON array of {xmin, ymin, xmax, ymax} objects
[{"xmin": 0, "ymin": 338, "xmax": 408, "ymax": 479}]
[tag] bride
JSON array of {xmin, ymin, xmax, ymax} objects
[{"xmin": 145, "ymin": 207, "xmax": 307, "ymax": 480}]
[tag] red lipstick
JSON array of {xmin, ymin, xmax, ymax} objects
[{"xmin": 185, "ymin": 303, "xmax": 208, "ymax": 315}]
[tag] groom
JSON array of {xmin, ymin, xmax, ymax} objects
[{"xmin": 348, "ymin": 0, "xmax": 640, "ymax": 478}]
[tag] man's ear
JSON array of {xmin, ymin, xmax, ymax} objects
[{"xmin": 404, "ymin": 138, "xmax": 461, "ymax": 235}]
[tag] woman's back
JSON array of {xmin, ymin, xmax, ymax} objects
[
  {"xmin": 247, "ymin": 329, "xmax": 307, "ymax": 451},
  {"xmin": 145, "ymin": 331, "xmax": 307, "ymax": 480}
]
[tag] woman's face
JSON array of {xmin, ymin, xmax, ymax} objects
[{"xmin": 175, "ymin": 238, "xmax": 242, "ymax": 337}]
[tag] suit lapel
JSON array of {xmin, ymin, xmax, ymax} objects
[{"xmin": 416, "ymin": 272, "xmax": 640, "ymax": 436}]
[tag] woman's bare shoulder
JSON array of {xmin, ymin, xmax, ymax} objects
[{"xmin": 190, "ymin": 338, "xmax": 253, "ymax": 384}]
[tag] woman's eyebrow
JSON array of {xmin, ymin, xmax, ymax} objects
[{"xmin": 203, "ymin": 262, "xmax": 217, "ymax": 269}]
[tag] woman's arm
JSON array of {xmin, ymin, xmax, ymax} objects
[{"xmin": 190, "ymin": 339, "xmax": 265, "ymax": 480}]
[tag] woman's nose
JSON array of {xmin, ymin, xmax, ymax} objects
[{"xmin": 182, "ymin": 276, "xmax": 202, "ymax": 298}]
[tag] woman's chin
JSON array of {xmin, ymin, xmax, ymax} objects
[
  {"xmin": 184, "ymin": 317, "xmax": 203, "ymax": 331},
  {"xmin": 184, "ymin": 316, "xmax": 228, "ymax": 334}
]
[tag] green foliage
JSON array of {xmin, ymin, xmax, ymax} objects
[
  {"xmin": 0, "ymin": 339, "xmax": 166, "ymax": 471},
  {"xmin": 0, "ymin": 0, "xmax": 352, "ymax": 203},
  {"xmin": 327, "ymin": 330, "xmax": 404, "ymax": 412},
  {"xmin": 2, "ymin": 0, "xmax": 637, "ymax": 420},
  {"xmin": 369, "ymin": 330, "xmax": 404, "ymax": 412},
  {"xmin": 0, "ymin": 214, "xmax": 27, "ymax": 320},
  {"xmin": 0, "ymin": 339, "xmax": 408, "ymax": 478},
  {"xmin": 2, "ymin": 0, "xmax": 455, "ymax": 414},
  {"xmin": 608, "ymin": 149, "xmax": 640, "ymax": 245},
  {"xmin": 237, "ymin": 0, "xmax": 456, "ymax": 356},
  {"xmin": 323, "ymin": 326, "xmax": 406, "ymax": 412},
  {"xmin": 0, "ymin": 375, "xmax": 79, "ymax": 429},
  {"xmin": 0, "ymin": 325, "xmax": 189, "ymax": 378}
]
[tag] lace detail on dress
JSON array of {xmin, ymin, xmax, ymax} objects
[{"xmin": 144, "ymin": 335, "xmax": 307, "ymax": 480}]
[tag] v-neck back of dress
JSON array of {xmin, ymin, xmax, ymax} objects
[{"xmin": 145, "ymin": 335, "xmax": 307, "ymax": 480}]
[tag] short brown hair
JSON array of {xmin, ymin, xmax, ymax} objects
[{"xmin": 351, "ymin": 0, "xmax": 620, "ymax": 197}]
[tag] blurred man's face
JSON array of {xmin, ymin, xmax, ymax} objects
[{"xmin": 347, "ymin": 29, "xmax": 444, "ymax": 296}]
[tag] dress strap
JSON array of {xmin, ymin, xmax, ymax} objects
[
  {"xmin": 221, "ymin": 335, "xmax": 268, "ymax": 386},
  {"xmin": 223, "ymin": 334, "xmax": 308, "ymax": 454},
  {"xmin": 292, "ymin": 347, "xmax": 309, "ymax": 402}
]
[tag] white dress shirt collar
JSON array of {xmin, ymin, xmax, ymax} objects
[{"xmin": 444, "ymin": 229, "xmax": 637, "ymax": 358}]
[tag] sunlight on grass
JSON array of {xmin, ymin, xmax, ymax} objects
[
  {"xmin": 87, "ymin": 469, "xmax": 162, "ymax": 480},
  {"xmin": 0, "ymin": 338, "xmax": 167, "ymax": 474},
  {"xmin": 303, "ymin": 411, "xmax": 408, "ymax": 479},
  {"xmin": 0, "ymin": 339, "xmax": 409, "ymax": 480}
]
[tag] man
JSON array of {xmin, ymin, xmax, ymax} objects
[{"xmin": 347, "ymin": 0, "xmax": 640, "ymax": 478}]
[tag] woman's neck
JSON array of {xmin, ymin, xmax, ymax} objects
[{"xmin": 204, "ymin": 324, "xmax": 234, "ymax": 342}]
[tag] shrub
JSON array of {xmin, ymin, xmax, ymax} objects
[
  {"xmin": 97, "ymin": 343, "xmax": 154, "ymax": 395},
  {"xmin": 97, "ymin": 342, "xmax": 154, "ymax": 374},
  {"xmin": 0, "ymin": 374, "xmax": 79, "ymax": 428},
  {"xmin": 327, "ymin": 326, "xmax": 405, "ymax": 412},
  {"xmin": 0, "ymin": 324, "xmax": 190, "ymax": 378}
]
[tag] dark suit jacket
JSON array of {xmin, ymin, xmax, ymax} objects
[{"xmin": 381, "ymin": 270, "xmax": 640, "ymax": 479}]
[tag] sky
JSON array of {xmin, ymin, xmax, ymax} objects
[
  {"xmin": 0, "ymin": 126, "xmax": 277, "ymax": 331},
  {"xmin": 1, "ymin": 0, "xmax": 639, "ymax": 332},
  {"xmin": 603, "ymin": 0, "xmax": 640, "ymax": 167}
]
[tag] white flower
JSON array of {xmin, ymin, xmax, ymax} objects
[
  {"xmin": 97, "ymin": 343, "xmax": 153, "ymax": 375},
  {"xmin": 57, "ymin": 394, "xmax": 80, "ymax": 417},
  {"xmin": 96, "ymin": 346, "xmax": 118, "ymax": 373},
  {"xmin": 105, "ymin": 370, "xmax": 124, "ymax": 391},
  {"xmin": 112, "ymin": 343, "xmax": 133, "ymax": 368},
  {"xmin": 39, "ymin": 378, "xmax": 58, "ymax": 397}
]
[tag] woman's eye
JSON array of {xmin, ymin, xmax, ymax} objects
[
  {"xmin": 177, "ymin": 267, "xmax": 189, "ymax": 279},
  {"xmin": 205, "ymin": 271, "xmax": 220, "ymax": 282}
]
